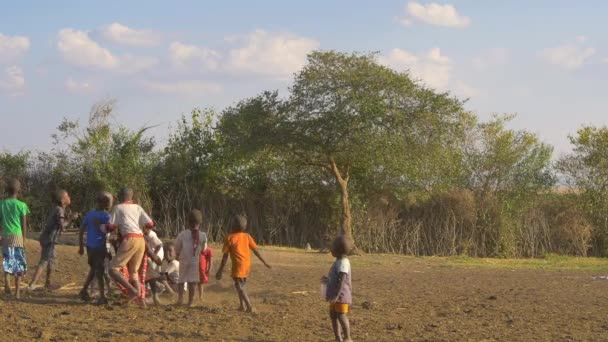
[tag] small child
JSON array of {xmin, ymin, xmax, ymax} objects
[
  {"xmin": 78, "ymin": 191, "xmax": 113, "ymax": 304},
  {"xmin": 174, "ymin": 209, "xmax": 207, "ymax": 306},
  {"xmin": 143, "ymin": 225, "xmax": 163, "ymax": 305},
  {"xmin": 29, "ymin": 189, "xmax": 78, "ymax": 290},
  {"xmin": 0, "ymin": 179, "xmax": 30, "ymax": 299},
  {"xmin": 160, "ymin": 242, "xmax": 179, "ymax": 295},
  {"xmin": 321, "ymin": 235, "xmax": 353, "ymax": 342},
  {"xmin": 197, "ymin": 244, "xmax": 213, "ymax": 301},
  {"xmin": 216, "ymin": 214, "xmax": 271, "ymax": 313}
]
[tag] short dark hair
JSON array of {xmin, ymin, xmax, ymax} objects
[
  {"xmin": 97, "ymin": 191, "xmax": 113, "ymax": 209},
  {"xmin": 5, "ymin": 179, "xmax": 21, "ymax": 196},
  {"xmin": 331, "ymin": 235, "xmax": 353, "ymax": 256},
  {"xmin": 52, "ymin": 189, "xmax": 67, "ymax": 205},
  {"xmin": 231, "ymin": 214, "xmax": 247, "ymax": 232},
  {"xmin": 119, "ymin": 187, "xmax": 134, "ymax": 202},
  {"xmin": 188, "ymin": 209, "xmax": 203, "ymax": 227}
]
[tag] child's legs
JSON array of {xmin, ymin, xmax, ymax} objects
[
  {"xmin": 234, "ymin": 278, "xmax": 252, "ymax": 310},
  {"xmin": 14, "ymin": 274, "xmax": 21, "ymax": 298},
  {"xmin": 337, "ymin": 313, "xmax": 351, "ymax": 340},
  {"xmin": 329, "ymin": 311, "xmax": 341, "ymax": 341},
  {"xmin": 187, "ymin": 282, "xmax": 196, "ymax": 305},
  {"xmin": 44, "ymin": 245, "xmax": 57, "ymax": 285},
  {"xmin": 4, "ymin": 272, "xmax": 9, "ymax": 292},
  {"xmin": 197, "ymin": 283, "xmax": 203, "ymax": 299},
  {"xmin": 177, "ymin": 283, "xmax": 185, "ymax": 304}
]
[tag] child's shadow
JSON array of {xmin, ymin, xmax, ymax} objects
[{"xmin": 18, "ymin": 292, "xmax": 87, "ymax": 306}]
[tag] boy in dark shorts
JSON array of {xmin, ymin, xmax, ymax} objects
[
  {"xmin": 321, "ymin": 235, "xmax": 354, "ymax": 342},
  {"xmin": 29, "ymin": 189, "xmax": 78, "ymax": 290},
  {"xmin": 216, "ymin": 215, "xmax": 271, "ymax": 312},
  {"xmin": 78, "ymin": 191, "xmax": 113, "ymax": 304}
]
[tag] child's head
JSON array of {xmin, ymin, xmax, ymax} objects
[
  {"xmin": 331, "ymin": 235, "xmax": 353, "ymax": 258},
  {"xmin": 118, "ymin": 187, "xmax": 134, "ymax": 203},
  {"xmin": 96, "ymin": 191, "xmax": 113, "ymax": 211},
  {"xmin": 187, "ymin": 209, "xmax": 203, "ymax": 228},
  {"xmin": 52, "ymin": 189, "xmax": 71, "ymax": 207},
  {"xmin": 231, "ymin": 214, "xmax": 247, "ymax": 233},
  {"xmin": 6, "ymin": 179, "xmax": 21, "ymax": 197},
  {"xmin": 164, "ymin": 242, "xmax": 176, "ymax": 261}
]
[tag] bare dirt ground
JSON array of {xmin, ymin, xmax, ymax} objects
[{"xmin": 1, "ymin": 239, "xmax": 608, "ymax": 341}]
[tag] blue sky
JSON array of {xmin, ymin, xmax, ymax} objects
[{"xmin": 2, "ymin": 1, "xmax": 608, "ymax": 155}]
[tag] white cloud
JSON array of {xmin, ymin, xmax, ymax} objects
[
  {"xmin": 472, "ymin": 48, "xmax": 509, "ymax": 70},
  {"xmin": 169, "ymin": 42, "xmax": 221, "ymax": 71},
  {"xmin": 0, "ymin": 66, "xmax": 25, "ymax": 96},
  {"xmin": 140, "ymin": 79, "xmax": 222, "ymax": 95},
  {"xmin": 227, "ymin": 29, "xmax": 319, "ymax": 78},
  {"xmin": 101, "ymin": 23, "xmax": 161, "ymax": 47},
  {"xmin": 0, "ymin": 33, "xmax": 30, "ymax": 63},
  {"xmin": 65, "ymin": 78, "xmax": 93, "ymax": 93},
  {"xmin": 57, "ymin": 28, "xmax": 157, "ymax": 72},
  {"xmin": 539, "ymin": 40, "xmax": 595, "ymax": 70},
  {"xmin": 453, "ymin": 80, "xmax": 479, "ymax": 98},
  {"xmin": 379, "ymin": 47, "xmax": 452, "ymax": 89},
  {"xmin": 399, "ymin": 2, "xmax": 470, "ymax": 28}
]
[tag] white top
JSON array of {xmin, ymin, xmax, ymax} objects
[
  {"xmin": 145, "ymin": 230, "xmax": 163, "ymax": 249},
  {"xmin": 110, "ymin": 203, "xmax": 153, "ymax": 235}
]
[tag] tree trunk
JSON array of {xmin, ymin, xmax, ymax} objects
[{"xmin": 329, "ymin": 158, "xmax": 353, "ymax": 239}]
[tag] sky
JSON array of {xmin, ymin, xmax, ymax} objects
[{"xmin": 1, "ymin": 0, "xmax": 608, "ymax": 156}]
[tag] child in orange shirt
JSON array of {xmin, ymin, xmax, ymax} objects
[{"xmin": 216, "ymin": 215, "xmax": 270, "ymax": 312}]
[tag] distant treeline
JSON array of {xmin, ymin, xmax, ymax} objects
[{"xmin": 1, "ymin": 51, "xmax": 607, "ymax": 258}]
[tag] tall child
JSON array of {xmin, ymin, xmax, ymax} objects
[
  {"xmin": 107, "ymin": 187, "xmax": 154, "ymax": 304},
  {"xmin": 321, "ymin": 235, "xmax": 353, "ymax": 342},
  {"xmin": 29, "ymin": 189, "xmax": 78, "ymax": 289},
  {"xmin": 78, "ymin": 191, "xmax": 113, "ymax": 304},
  {"xmin": 174, "ymin": 209, "xmax": 207, "ymax": 306},
  {"xmin": 0, "ymin": 179, "xmax": 29, "ymax": 299},
  {"xmin": 216, "ymin": 215, "xmax": 271, "ymax": 312}
]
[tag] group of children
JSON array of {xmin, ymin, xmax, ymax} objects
[{"xmin": 0, "ymin": 180, "xmax": 355, "ymax": 342}]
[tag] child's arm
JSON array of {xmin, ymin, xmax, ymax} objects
[
  {"xmin": 206, "ymin": 253, "xmax": 213, "ymax": 274},
  {"xmin": 78, "ymin": 219, "xmax": 86, "ymax": 256},
  {"xmin": 252, "ymin": 248, "xmax": 271, "ymax": 269},
  {"xmin": 215, "ymin": 253, "xmax": 229, "ymax": 280},
  {"xmin": 145, "ymin": 242, "xmax": 162, "ymax": 265},
  {"xmin": 21, "ymin": 215, "xmax": 28, "ymax": 242}
]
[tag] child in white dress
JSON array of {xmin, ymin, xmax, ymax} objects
[{"xmin": 174, "ymin": 209, "xmax": 207, "ymax": 306}]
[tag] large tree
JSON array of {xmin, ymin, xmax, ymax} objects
[{"xmin": 220, "ymin": 51, "xmax": 468, "ymax": 241}]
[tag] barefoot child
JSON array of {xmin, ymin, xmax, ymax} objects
[
  {"xmin": 0, "ymin": 179, "xmax": 30, "ymax": 299},
  {"xmin": 197, "ymin": 244, "xmax": 213, "ymax": 301},
  {"xmin": 29, "ymin": 189, "xmax": 78, "ymax": 290},
  {"xmin": 174, "ymin": 209, "xmax": 207, "ymax": 306},
  {"xmin": 78, "ymin": 191, "xmax": 113, "ymax": 304},
  {"xmin": 321, "ymin": 235, "xmax": 353, "ymax": 342},
  {"xmin": 216, "ymin": 215, "xmax": 271, "ymax": 312},
  {"xmin": 107, "ymin": 187, "xmax": 155, "ymax": 304}
]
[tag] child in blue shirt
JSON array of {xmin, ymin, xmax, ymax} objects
[{"xmin": 78, "ymin": 191, "xmax": 113, "ymax": 305}]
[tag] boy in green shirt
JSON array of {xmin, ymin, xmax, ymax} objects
[{"xmin": 0, "ymin": 179, "xmax": 30, "ymax": 299}]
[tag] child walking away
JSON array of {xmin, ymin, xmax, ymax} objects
[
  {"xmin": 78, "ymin": 191, "xmax": 113, "ymax": 305},
  {"xmin": 29, "ymin": 189, "xmax": 78, "ymax": 290},
  {"xmin": 322, "ymin": 235, "xmax": 354, "ymax": 342},
  {"xmin": 198, "ymin": 244, "xmax": 213, "ymax": 301},
  {"xmin": 174, "ymin": 209, "xmax": 207, "ymax": 306},
  {"xmin": 216, "ymin": 215, "xmax": 271, "ymax": 313},
  {"xmin": 106, "ymin": 187, "xmax": 154, "ymax": 305},
  {"xmin": 0, "ymin": 179, "xmax": 30, "ymax": 299}
]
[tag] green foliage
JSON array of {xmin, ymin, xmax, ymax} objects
[{"xmin": 558, "ymin": 126, "xmax": 608, "ymax": 255}]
